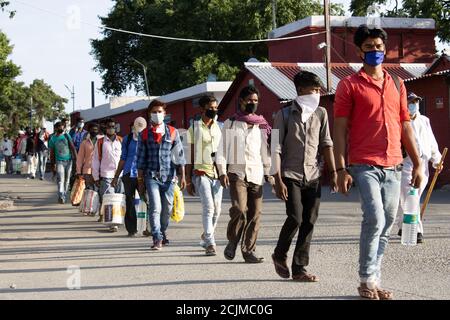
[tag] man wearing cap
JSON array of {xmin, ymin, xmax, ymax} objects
[
  {"xmin": 112, "ymin": 117, "xmax": 147, "ymax": 237},
  {"xmin": 397, "ymin": 92, "xmax": 443, "ymax": 243}
]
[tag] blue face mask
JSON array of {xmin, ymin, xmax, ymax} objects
[
  {"xmin": 408, "ymin": 102, "xmax": 419, "ymax": 115},
  {"xmin": 363, "ymin": 51, "xmax": 385, "ymax": 66}
]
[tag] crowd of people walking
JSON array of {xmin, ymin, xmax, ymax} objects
[{"xmin": 0, "ymin": 24, "xmax": 444, "ymax": 300}]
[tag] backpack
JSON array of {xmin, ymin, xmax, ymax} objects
[
  {"xmin": 388, "ymin": 72, "xmax": 401, "ymax": 94},
  {"xmin": 97, "ymin": 135, "xmax": 123, "ymax": 162}
]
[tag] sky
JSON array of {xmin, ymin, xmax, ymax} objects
[
  {"xmin": 0, "ymin": 0, "xmax": 448, "ymax": 118},
  {"xmin": 1, "ymin": 0, "xmax": 115, "ymax": 115}
]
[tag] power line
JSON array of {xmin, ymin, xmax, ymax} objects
[{"xmin": 14, "ymin": 0, "xmax": 326, "ymax": 44}]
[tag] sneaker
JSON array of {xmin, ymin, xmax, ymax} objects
[
  {"xmin": 58, "ymin": 198, "xmax": 64, "ymax": 204},
  {"xmin": 142, "ymin": 230, "xmax": 151, "ymax": 237},
  {"xmin": 40, "ymin": 177, "xmax": 44, "ymax": 181},
  {"xmin": 205, "ymin": 245, "xmax": 217, "ymax": 256},
  {"xmin": 109, "ymin": 226, "xmax": 119, "ymax": 233},
  {"xmin": 162, "ymin": 235, "xmax": 170, "ymax": 246},
  {"xmin": 127, "ymin": 232, "xmax": 137, "ymax": 238},
  {"xmin": 417, "ymin": 233, "xmax": 424, "ymax": 244},
  {"xmin": 31, "ymin": 176, "xmax": 35, "ymax": 179},
  {"xmin": 397, "ymin": 229, "xmax": 402, "ymax": 237},
  {"xmin": 151, "ymin": 240, "xmax": 162, "ymax": 251}
]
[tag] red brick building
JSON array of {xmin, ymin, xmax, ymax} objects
[
  {"xmin": 71, "ymin": 81, "xmax": 232, "ymax": 135},
  {"xmin": 268, "ymin": 16, "xmax": 436, "ymax": 64},
  {"xmin": 218, "ymin": 56, "xmax": 450, "ymax": 186}
]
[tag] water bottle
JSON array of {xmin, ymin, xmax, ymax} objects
[
  {"xmin": 136, "ymin": 200, "xmax": 147, "ymax": 235},
  {"xmin": 401, "ymin": 188, "xmax": 420, "ymax": 246}
]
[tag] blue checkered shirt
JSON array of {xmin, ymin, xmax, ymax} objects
[{"xmin": 136, "ymin": 125, "xmax": 186, "ymax": 182}]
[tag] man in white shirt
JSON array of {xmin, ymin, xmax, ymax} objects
[
  {"xmin": 92, "ymin": 118, "xmax": 123, "ymax": 232},
  {"xmin": 1, "ymin": 134, "xmax": 13, "ymax": 174},
  {"xmin": 397, "ymin": 92, "xmax": 443, "ymax": 243},
  {"xmin": 216, "ymin": 85, "xmax": 272, "ymax": 263}
]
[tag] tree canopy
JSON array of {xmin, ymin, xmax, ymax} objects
[
  {"xmin": 0, "ymin": 31, "xmax": 67, "ymax": 135},
  {"xmin": 91, "ymin": 0, "xmax": 344, "ymax": 97},
  {"xmin": 350, "ymin": 0, "xmax": 450, "ymax": 44}
]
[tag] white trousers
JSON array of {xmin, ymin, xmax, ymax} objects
[{"xmin": 27, "ymin": 154, "xmax": 38, "ymax": 178}]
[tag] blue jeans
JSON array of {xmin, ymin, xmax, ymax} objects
[
  {"xmin": 56, "ymin": 160, "xmax": 72, "ymax": 201},
  {"xmin": 193, "ymin": 175, "xmax": 223, "ymax": 247},
  {"xmin": 37, "ymin": 150, "xmax": 48, "ymax": 179},
  {"xmin": 145, "ymin": 178, "xmax": 175, "ymax": 241},
  {"xmin": 348, "ymin": 165, "xmax": 401, "ymax": 286},
  {"xmin": 99, "ymin": 177, "xmax": 123, "ymax": 203}
]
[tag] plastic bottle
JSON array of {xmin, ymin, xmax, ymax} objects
[
  {"xmin": 134, "ymin": 191, "xmax": 147, "ymax": 235},
  {"xmin": 401, "ymin": 187, "xmax": 420, "ymax": 246}
]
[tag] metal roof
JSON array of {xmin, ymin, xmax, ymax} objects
[
  {"xmin": 246, "ymin": 63, "xmax": 297, "ymax": 100},
  {"xmin": 404, "ymin": 69, "xmax": 450, "ymax": 82},
  {"xmin": 244, "ymin": 62, "xmax": 430, "ymax": 98}
]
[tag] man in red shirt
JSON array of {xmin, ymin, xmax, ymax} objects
[{"xmin": 333, "ymin": 25, "xmax": 422, "ymax": 300}]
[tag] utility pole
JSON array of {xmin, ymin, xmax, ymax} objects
[
  {"xmin": 64, "ymin": 84, "xmax": 75, "ymax": 113},
  {"xmin": 132, "ymin": 58, "xmax": 150, "ymax": 99},
  {"xmin": 272, "ymin": 0, "xmax": 277, "ymax": 30},
  {"xmin": 324, "ymin": 0, "xmax": 332, "ymax": 93},
  {"xmin": 30, "ymin": 97, "xmax": 33, "ymax": 128}
]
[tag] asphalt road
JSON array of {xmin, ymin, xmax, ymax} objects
[{"xmin": 0, "ymin": 174, "xmax": 449, "ymax": 300}]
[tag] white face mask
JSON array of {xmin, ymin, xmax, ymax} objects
[
  {"xmin": 295, "ymin": 93, "xmax": 321, "ymax": 122},
  {"xmin": 151, "ymin": 113, "xmax": 165, "ymax": 125},
  {"xmin": 77, "ymin": 123, "xmax": 85, "ymax": 129}
]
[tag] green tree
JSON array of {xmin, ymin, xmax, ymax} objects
[
  {"xmin": 350, "ymin": 0, "xmax": 450, "ymax": 44},
  {"xmin": 0, "ymin": 30, "xmax": 67, "ymax": 135},
  {"xmin": 0, "ymin": 0, "xmax": 15, "ymax": 18},
  {"xmin": 29, "ymin": 79, "xmax": 68, "ymax": 126},
  {"xmin": 0, "ymin": 31, "xmax": 20, "ymax": 99},
  {"xmin": 91, "ymin": 0, "xmax": 344, "ymax": 96}
]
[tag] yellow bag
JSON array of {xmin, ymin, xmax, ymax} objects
[
  {"xmin": 70, "ymin": 176, "xmax": 86, "ymax": 206},
  {"xmin": 171, "ymin": 184, "xmax": 185, "ymax": 223}
]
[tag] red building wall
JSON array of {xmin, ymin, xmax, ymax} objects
[
  {"xmin": 113, "ymin": 109, "xmax": 147, "ymax": 136},
  {"xmin": 268, "ymin": 26, "xmax": 436, "ymax": 64},
  {"xmin": 219, "ymin": 73, "xmax": 286, "ymax": 123},
  {"xmin": 405, "ymin": 76, "xmax": 450, "ymax": 187}
]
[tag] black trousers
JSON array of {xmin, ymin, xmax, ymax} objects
[
  {"xmin": 122, "ymin": 174, "xmax": 138, "ymax": 234},
  {"xmin": 274, "ymin": 177, "xmax": 321, "ymax": 275}
]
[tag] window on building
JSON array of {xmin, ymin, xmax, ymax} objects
[
  {"xmin": 436, "ymin": 97, "xmax": 444, "ymax": 109},
  {"xmin": 192, "ymin": 97, "xmax": 200, "ymax": 108},
  {"xmin": 420, "ymin": 98, "xmax": 426, "ymax": 115}
]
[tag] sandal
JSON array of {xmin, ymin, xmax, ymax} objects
[
  {"xmin": 358, "ymin": 286, "xmax": 379, "ymax": 300},
  {"xmin": 292, "ymin": 272, "xmax": 319, "ymax": 282},
  {"xmin": 376, "ymin": 288, "xmax": 393, "ymax": 300}
]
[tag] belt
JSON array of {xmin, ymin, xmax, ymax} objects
[
  {"xmin": 375, "ymin": 164, "xmax": 403, "ymax": 171},
  {"xmin": 350, "ymin": 164, "xmax": 403, "ymax": 171},
  {"xmin": 193, "ymin": 170, "xmax": 207, "ymax": 176}
]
